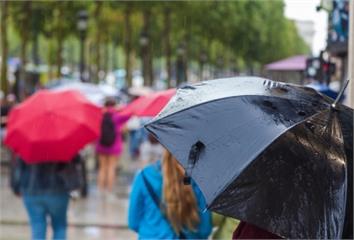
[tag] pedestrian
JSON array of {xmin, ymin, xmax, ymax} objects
[
  {"xmin": 128, "ymin": 149, "xmax": 212, "ymax": 239},
  {"xmin": 126, "ymin": 116, "xmax": 146, "ymax": 160},
  {"xmin": 96, "ymin": 99, "xmax": 130, "ymax": 197},
  {"xmin": 139, "ymin": 133, "xmax": 164, "ymax": 167},
  {"xmin": 10, "ymin": 155, "xmax": 84, "ymax": 240},
  {"xmin": 232, "ymin": 221, "xmax": 283, "ymax": 239}
]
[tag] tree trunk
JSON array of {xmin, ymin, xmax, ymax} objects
[
  {"xmin": 55, "ymin": 5, "xmax": 64, "ymax": 78},
  {"xmin": 147, "ymin": 46, "xmax": 154, "ymax": 87},
  {"xmin": 19, "ymin": 1, "xmax": 31, "ymax": 100},
  {"xmin": 141, "ymin": 9, "xmax": 151, "ymax": 86},
  {"xmin": 103, "ymin": 41, "xmax": 109, "ymax": 78},
  {"xmin": 56, "ymin": 37, "xmax": 63, "ymax": 78},
  {"xmin": 94, "ymin": 1, "xmax": 102, "ymax": 83},
  {"xmin": 144, "ymin": 9, "xmax": 153, "ymax": 86},
  {"xmin": 94, "ymin": 41, "xmax": 101, "ymax": 83},
  {"xmin": 87, "ymin": 41, "xmax": 95, "ymax": 82},
  {"xmin": 19, "ymin": 42, "xmax": 28, "ymax": 100},
  {"xmin": 48, "ymin": 38, "xmax": 54, "ymax": 82},
  {"xmin": 199, "ymin": 60, "xmax": 204, "ymax": 81},
  {"xmin": 163, "ymin": 8, "xmax": 172, "ymax": 88},
  {"xmin": 176, "ymin": 55, "xmax": 184, "ymax": 87},
  {"xmin": 183, "ymin": 24, "xmax": 191, "ymax": 83},
  {"xmin": 112, "ymin": 43, "xmax": 118, "ymax": 70},
  {"xmin": 124, "ymin": 7, "xmax": 132, "ymax": 87},
  {"xmin": 32, "ymin": 33, "xmax": 39, "ymax": 65},
  {"xmin": 68, "ymin": 41, "xmax": 75, "ymax": 74},
  {"xmin": 31, "ymin": 7, "xmax": 40, "ymax": 66},
  {"xmin": 1, "ymin": 1, "xmax": 8, "ymax": 95}
]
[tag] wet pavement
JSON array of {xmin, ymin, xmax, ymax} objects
[
  {"xmin": 0, "ymin": 224, "xmax": 135, "ymax": 240},
  {"xmin": 0, "ymin": 145, "xmax": 141, "ymax": 240}
]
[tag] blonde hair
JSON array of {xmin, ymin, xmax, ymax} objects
[{"xmin": 162, "ymin": 150, "xmax": 200, "ymax": 234}]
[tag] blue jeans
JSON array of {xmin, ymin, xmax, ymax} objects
[{"xmin": 23, "ymin": 193, "xmax": 70, "ymax": 240}]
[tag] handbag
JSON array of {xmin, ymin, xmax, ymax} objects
[
  {"xmin": 58, "ymin": 156, "xmax": 84, "ymax": 192},
  {"xmin": 141, "ymin": 170, "xmax": 186, "ymax": 239}
]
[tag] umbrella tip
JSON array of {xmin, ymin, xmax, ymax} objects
[{"xmin": 331, "ymin": 79, "xmax": 349, "ymax": 109}]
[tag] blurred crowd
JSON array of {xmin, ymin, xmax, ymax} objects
[{"xmin": 0, "ymin": 88, "xmax": 242, "ymax": 240}]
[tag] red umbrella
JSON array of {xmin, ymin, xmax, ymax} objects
[
  {"xmin": 120, "ymin": 88, "xmax": 176, "ymax": 117},
  {"xmin": 4, "ymin": 90, "xmax": 102, "ymax": 163}
]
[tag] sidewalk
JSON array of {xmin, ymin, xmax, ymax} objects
[{"xmin": 0, "ymin": 151, "xmax": 141, "ymax": 240}]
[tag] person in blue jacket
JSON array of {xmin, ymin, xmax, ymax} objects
[{"xmin": 128, "ymin": 149, "xmax": 212, "ymax": 239}]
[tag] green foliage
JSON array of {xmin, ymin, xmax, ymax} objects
[{"xmin": 5, "ymin": 0, "xmax": 310, "ymax": 74}]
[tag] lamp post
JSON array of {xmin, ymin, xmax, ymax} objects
[{"xmin": 77, "ymin": 10, "xmax": 88, "ymax": 82}]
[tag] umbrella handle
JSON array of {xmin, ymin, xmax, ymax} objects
[{"xmin": 184, "ymin": 141, "xmax": 205, "ymax": 185}]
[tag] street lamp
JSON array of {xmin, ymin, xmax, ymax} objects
[{"xmin": 77, "ymin": 10, "xmax": 88, "ymax": 82}]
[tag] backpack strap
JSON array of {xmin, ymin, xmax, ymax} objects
[{"xmin": 141, "ymin": 170, "xmax": 163, "ymax": 210}]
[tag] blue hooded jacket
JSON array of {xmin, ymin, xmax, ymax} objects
[{"xmin": 128, "ymin": 161, "xmax": 212, "ymax": 239}]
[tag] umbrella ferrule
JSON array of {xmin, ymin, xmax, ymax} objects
[{"xmin": 331, "ymin": 79, "xmax": 349, "ymax": 109}]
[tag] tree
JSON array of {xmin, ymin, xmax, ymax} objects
[
  {"xmin": 54, "ymin": 4, "xmax": 65, "ymax": 77},
  {"xmin": 30, "ymin": 3, "xmax": 46, "ymax": 66},
  {"xmin": 141, "ymin": 6, "xmax": 153, "ymax": 86},
  {"xmin": 163, "ymin": 6, "xmax": 172, "ymax": 87},
  {"xmin": 9, "ymin": 1, "xmax": 32, "ymax": 99},
  {"xmin": 4, "ymin": 0, "xmax": 310, "ymax": 90},
  {"xmin": 1, "ymin": 1, "xmax": 9, "ymax": 95},
  {"xmin": 36, "ymin": 2, "xmax": 85, "ymax": 79},
  {"xmin": 93, "ymin": 1, "xmax": 103, "ymax": 83},
  {"xmin": 124, "ymin": 4, "xmax": 133, "ymax": 87},
  {"xmin": 100, "ymin": 2, "xmax": 124, "ymax": 79},
  {"xmin": 54, "ymin": 2, "xmax": 84, "ymax": 78}
]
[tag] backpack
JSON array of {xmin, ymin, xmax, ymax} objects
[{"xmin": 99, "ymin": 112, "xmax": 117, "ymax": 147}]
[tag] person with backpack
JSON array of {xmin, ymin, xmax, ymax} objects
[
  {"xmin": 96, "ymin": 99, "xmax": 130, "ymax": 196},
  {"xmin": 128, "ymin": 149, "xmax": 212, "ymax": 239}
]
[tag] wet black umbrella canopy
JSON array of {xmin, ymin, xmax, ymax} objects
[{"xmin": 145, "ymin": 77, "xmax": 353, "ymax": 239}]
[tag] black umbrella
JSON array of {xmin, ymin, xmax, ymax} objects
[{"xmin": 145, "ymin": 77, "xmax": 353, "ymax": 239}]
